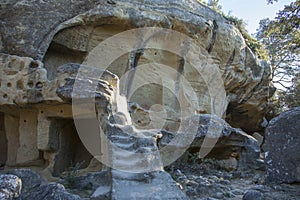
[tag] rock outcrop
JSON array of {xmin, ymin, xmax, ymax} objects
[
  {"xmin": 0, "ymin": 0, "xmax": 272, "ymax": 129},
  {"xmin": 159, "ymin": 114, "xmax": 261, "ymax": 170},
  {"xmin": 0, "ymin": 0, "xmax": 272, "ymax": 183},
  {"xmin": 264, "ymin": 106, "xmax": 300, "ymax": 184},
  {"xmin": 1, "ymin": 169, "xmax": 81, "ymax": 200}
]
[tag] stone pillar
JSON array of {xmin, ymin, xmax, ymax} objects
[
  {"xmin": 0, "ymin": 113, "xmax": 7, "ymax": 166},
  {"xmin": 4, "ymin": 114, "xmax": 19, "ymax": 166},
  {"xmin": 16, "ymin": 109, "xmax": 39, "ymax": 164},
  {"xmin": 37, "ymin": 110, "xmax": 58, "ymax": 151}
]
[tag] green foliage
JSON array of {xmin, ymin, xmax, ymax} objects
[
  {"xmin": 284, "ymin": 73, "xmax": 300, "ymax": 108},
  {"xmin": 267, "ymin": 0, "xmax": 278, "ymax": 4},
  {"xmin": 189, "ymin": 152, "xmax": 202, "ymax": 164},
  {"xmin": 224, "ymin": 15, "xmax": 269, "ymax": 60},
  {"xmin": 188, "ymin": 152, "xmax": 217, "ymax": 165},
  {"xmin": 258, "ymin": 0, "xmax": 300, "ymax": 116},
  {"xmin": 207, "ymin": 0, "xmax": 222, "ymax": 12},
  {"xmin": 200, "ymin": 0, "xmax": 268, "ymax": 60}
]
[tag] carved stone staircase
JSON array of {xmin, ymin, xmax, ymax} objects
[{"xmin": 106, "ymin": 122, "xmax": 188, "ymax": 200}]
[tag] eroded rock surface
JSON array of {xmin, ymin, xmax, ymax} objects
[
  {"xmin": 264, "ymin": 107, "xmax": 300, "ymax": 184},
  {"xmin": 159, "ymin": 114, "xmax": 261, "ymax": 170},
  {"xmin": 1, "ymin": 169, "xmax": 81, "ymax": 200},
  {"xmin": 0, "ymin": 0, "xmax": 272, "ymax": 132},
  {"xmin": 0, "ymin": 59, "xmax": 117, "ymax": 176}
]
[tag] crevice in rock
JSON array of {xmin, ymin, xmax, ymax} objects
[
  {"xmin": 224, "ymin": 49, "xmax": 236, "ymax": 75},
  {"xmin": 124, "ymin": 49, "xmax": 144, "ymax": 97},
  {"xmin": 207, "ymin": 20, "xmax": 218, "ymax": 53}
]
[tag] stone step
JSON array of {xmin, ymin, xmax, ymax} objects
[
  {"xmin": 107, "ymin": 120, "xmax": 188, "ymax": 199},
  {"xmin": 111, "ymin": 171, "xmax": 188, "ymax": 200}
]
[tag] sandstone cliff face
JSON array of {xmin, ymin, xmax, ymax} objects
[{"xmin": 0, "ymin": 0, "xmax": 272, "ymax": 174}]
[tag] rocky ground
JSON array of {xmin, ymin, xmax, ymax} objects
[
  {"xmin": 56, "ymin": 154, "xmax": 300, "ymax": 200},
  {"xmin": 165, "ymin": 157, "xmax": 300, "ymax": 200},
  {"xmin": 1, "ymin": 160, "xmax": 300, "ymax": 200}
]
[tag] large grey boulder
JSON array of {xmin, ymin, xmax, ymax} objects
[
  {"xmin": 20, "ymin": 183, "xmax": 81, "ymax": 200},
  {"xmin": 159, "ymin": 114, "xmax": 261, "ymax": 170},
  {"xmin": 264, "ymin": 107, "xmax": 300, "ymax": 184},
  {"xmin": 4, "ymin": 169, "xmax": 81, "ymax": 200},
  {"xmin": 111, "ymin": 170, "xmax": 188, "ymax": 200},
  {"xmin": 243, "ymin": 190, "xmax": 264, "ymax": 200}
]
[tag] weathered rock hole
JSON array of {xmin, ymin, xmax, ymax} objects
[
  {"xmin": 7, "ymin": 58, "xmax": 17, "ymax": 68},
  {"xmin": 16, "ymin": 80, "xmax": 24, "ymax": 90},
  {"xmin": 35, "ymin": 82, "xmax": 43, "ymax": 89},
  {"xmin": 27, "ymin": 81, "xmax": 34, "ymax": 88},
  {"xmin": 23, "ymin": 120, "xmax": 26, "ymax": 123},
  {"xmin": 36, "ymin": 93, "xmax": 43, "ymax": 99},
  {"xmin": 29, "ymin": 61, "xmax": 39, "ymax": 68},
  {"xmin": 3, "ymin": 94, "xmax": 8, "ymax": 99},
  {"xmin": 7, "ymin": 82, "xmax": 12, "ymax": 87},
  {"xmin": 5, "ymin": 70, "xmax": 18, "ymax": 75}
]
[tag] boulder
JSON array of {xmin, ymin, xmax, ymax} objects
[
  {"xmin": 111, "ymin": 170, "xmax": 188, "ymax": 200},
  {"xmin": 6, "ymin": 168, "xmax": 44, "ymax": 193},
  {"xmin": 159, "ymin": 114, "xmax": 261, "ymax": 170},
  {"xmin": 59, "ymin": 170, "xmax": 111, "ymax": 199},
  {"xmin": 264, "ymin": 107, "xmax": 300, "ymax": 184},
  {"xmin": 0, "ymin": 174, "xmax": 22, "ymax": 200},
  {"xmin": 91, "ymin": 186, "xmax": 111, "ymax": 200},
  {"xmin": 20, "ymin": 183, "xmax": 81, "ymax": 200},
  {"xmin": 3, "ymin": 169, "xmax": 81, "ymax": 200},
  {"xmin": 243, "ymin": 190, "xmax": 264, "ymax": 200}
]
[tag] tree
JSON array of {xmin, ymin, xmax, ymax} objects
[
  {"xmin": 225, "ymin": 15, "xmax": 268, "ymax": 60},
  {"xmin": 267, "ymin": 0, "xmax": 278, "ymax": 4},
  {"xmin": 207, "ymin": 0, "xmax": 222, "ymax": 11},
  {"xmin": 283, "ymin": 72, "xmax": 300, "ymax": 108},
  {"xmin": 202, "ymin": 0, "xmax": 268, "ymax": 59},
  {"xmin": 256, "ymin": 17, "xmax": 299, "ymax": 89},
  {"xmin": 257, "ymin": 0, "xmax": 300, "ymax": 115}
]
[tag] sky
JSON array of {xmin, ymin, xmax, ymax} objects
[{"xmin": 218, "ymin": 0, "xmax": 294, "ymax": 35}]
